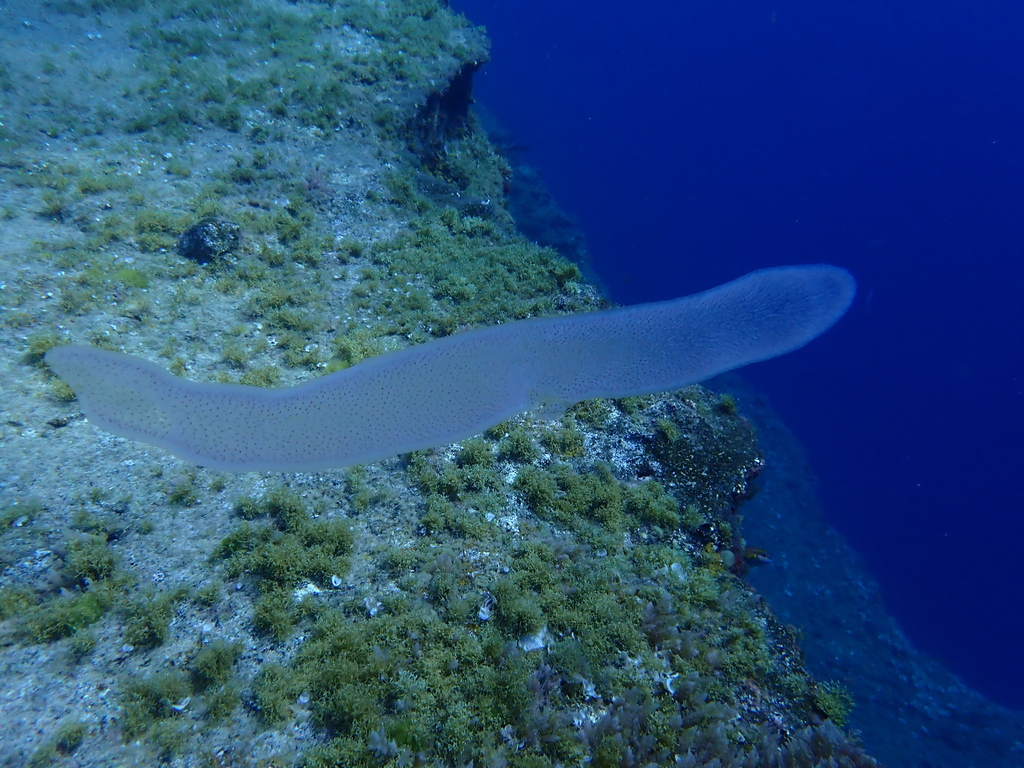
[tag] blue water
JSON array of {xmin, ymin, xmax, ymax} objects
[{"xmin": 454, "ymin": 1, "xmax": 1024, "ymax": 710}]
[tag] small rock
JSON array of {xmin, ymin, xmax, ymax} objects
[{"xmin": 177, "ymin": 217, "xmax": 240, "ymax": 264}]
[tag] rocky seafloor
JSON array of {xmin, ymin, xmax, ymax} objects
[{"xmin": 0, "ymin": 2, "xmax": 1020, "ymax": 766}]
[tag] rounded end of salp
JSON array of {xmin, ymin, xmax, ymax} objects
[
  {"xmin": 729, "ymin": 264, "xmax": 857, "ymax": 359},
  {"xmin": 758, "ymin": 262, "xmax": 856, "ymax": 327},
  {"xmin": 791, "ymin": 263, "xmax": 856, "ymax": 322}
]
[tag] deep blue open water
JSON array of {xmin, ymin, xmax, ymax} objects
[{"xmin": 455, "ymin": 0, "xmax": 1024, "ymax": 711}]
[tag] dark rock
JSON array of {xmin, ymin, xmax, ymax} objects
[
  {"xmin": 409, "ymin": 61, "xmax": 481, "ymax": 172},
  {"xmin": 177, "ymin": 217, "xmax": 241, "ymax": 264}
]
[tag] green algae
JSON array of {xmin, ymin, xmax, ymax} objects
[
  {"xmin": 0, "ymin": 504, "xmax": 188, "ymax": 651},
  {"xmin": 364, "ymin": 209, "xmax": 586, "ymax": 339},
  {"xmin": 201, "ymin": 390, "xmax": 864, "ymax": 766},
  {"xmin": 118, "ymin": 637, "xmax": 243, "ymax": 755},
  {"xmin": 214, "ymin": 487, "xmax": 354, "ymax": 641},
  {"xmin": 215, "ymin": 487, "xmax": 354, "ymax": 593},
  {"xmin": 815, "ymin": 680, "xmax": 856, "ymax": 727},
  {"xmin": 27, "ymin": 720, "xmax": 87, "ymax": 767}
]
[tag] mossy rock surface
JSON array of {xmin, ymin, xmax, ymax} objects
[{"xmin": 0, "ymin": 1, "xmax": 879, "ymax": 766}]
